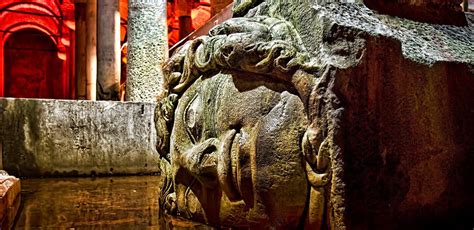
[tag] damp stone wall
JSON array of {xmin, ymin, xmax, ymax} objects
[{"xmin": 0, "ymin": 98, "xmax": 160, "ymax": 177}]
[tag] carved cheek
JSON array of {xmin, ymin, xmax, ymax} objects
[{"xmin": 170, "ymin": 91, "xmax": 203, "ymax": 180}]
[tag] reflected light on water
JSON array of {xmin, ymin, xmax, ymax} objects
[{"xmin": 14, "ymin": 176, "xmax": 214, "ymax": 229}]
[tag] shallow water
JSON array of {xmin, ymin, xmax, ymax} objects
[{"xmin": 13, "ymin": 176, "xmax": 213, "ymax": 229}]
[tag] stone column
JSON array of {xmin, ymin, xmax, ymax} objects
[
  {"xmin": 69, "ymin": 30, "xmax": 76, "ymax": 99},
  {"xmin": 0, "ymin": 33, "xmax": 4, "ymax": 97},
  {"xmin": 97, "ymin": 0, "xmax": 121, "ymax": 100},
  {"xmin": 210, "ymin": 0, "xmax": 233, "ymax": 16},
  {"xmin": 75, "ymin": 1, "xmax": 87, "ymax": 99},
  {"xmin": 175, "ymin": 0, "xmax": 193, "ymax": 40},
  {"xmin": 86, "ymin": 0, "xmax": 97, "ymax": 100},
  {"xmin": 126, "ymin": 0, "xmax": 168, "ymax": 102}
]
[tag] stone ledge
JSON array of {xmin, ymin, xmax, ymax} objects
[{"xmin": 0, "ymin": 98, "xmax": 160, "ymax": 177}]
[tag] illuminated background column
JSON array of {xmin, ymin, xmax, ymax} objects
[
  {"xmin": 97, "ymin": 0, "xmax": 121, "ymax": 100},
  {"xmin": 126, "ymin": 0, "xmax": 168, "ymax": 102},
  {"xmin": 75, "ymin": 0, "xmax": 87, "ymax": 99},
  {"xmin": 86, "ymin": 0, "xmax": 97, "ymax": 100}
]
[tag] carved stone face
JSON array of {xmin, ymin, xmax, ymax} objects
[{"xmin": 170, "ymin": 72, "xmax": 309, "ymax": 227}]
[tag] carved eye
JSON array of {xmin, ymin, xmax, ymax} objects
[{"xmin": 184, "ymin": 94, "xmax": 202, "ymax": 144}]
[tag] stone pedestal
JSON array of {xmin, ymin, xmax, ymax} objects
[
  {"xmin": 86, "ymin": 0, "xmax": 97, "ymax": 100},
  {"xmin": 0, "ymin": 172, "xmax": 20, "ymax": 230},
  {"xmin": 126, "ymin": 0, "xmax": 168, "ymax": 102},
  {"xmin": 97, "ymin": 0, "xmax": 121, "ymax": 100}
]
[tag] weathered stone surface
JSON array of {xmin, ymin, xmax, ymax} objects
[
  {"xmin": 157, "ymin": 0, "xmax": 474, "ymax": 229},
  {"xmin": 0, "ymin": 171, "xmax": 20, "ymax": 230},
  {"xmin": 248, "ymin": 2, "xmax": 473, "ymax": 66},
  {"xmin": 0, "ymin": 98, "xmax": 160, "ymax": 177},
  {"xmin": 257, "ymin": 2, "xmax": 473, "ymax": 229},
  {"xmin": 363, "ymin": 0, "xmax": 467, "ymax": 25},
  {"xmin": 337, "ymin": 38, "xmax": 474, "ymax": 230}
]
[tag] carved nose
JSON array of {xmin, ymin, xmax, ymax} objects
[
  {"xmin": 198, "ymin": 141, "xmax": 219, "ymax": 171},
  {"xmin": 180, "ymin": 138, "xmax": 220, "ymax": 187}
]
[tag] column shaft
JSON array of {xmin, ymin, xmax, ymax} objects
[
  {"xmin": 176, "ymin": 0, "xmax": 193, "ymax": 39},
  {"xmin": 69, "ymin": 30, "xmax": 76, "ymax": 99},
  {"xmin": 97, "ymin": 0, "xmax": 121, "ymax": 100},
  {"xmin": 75, "ymin": 2, "xmax": 87, "ymax": 99},
  {"xmin": 126, "ymin": 0, "xmax": 168, "ymax": 102},
  {"xmin": 86, "ymin": 0, "xmax": 97, "ymax": 100}
]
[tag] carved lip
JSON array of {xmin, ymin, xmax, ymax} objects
[{"xmin": 218, "ymin": 129, "xmax": 242, "ymax": 201}]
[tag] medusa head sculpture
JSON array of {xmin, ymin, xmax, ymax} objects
[{"xmin": 155, "ymin": 16, "xmax": 344, "ymax": 229}]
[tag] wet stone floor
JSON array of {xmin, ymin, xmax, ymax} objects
[{"xmin": 13, "ymin": 176, "xmax": 213, "ymax": 229}]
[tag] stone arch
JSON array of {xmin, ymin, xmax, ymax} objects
[
  {"xmin": 0, "ymin": 0, "xmax": 64, "ymax": 96},
  {"xmin": 3, "ymin": 28, "xmax": 65, "ymax": 99},
  {"xmin": 4, "ymin": 22, "xmax": 58, "ymax": 45},
  {"xmin": 0, "ymin": 0, "xmax": 62, "ymax": 17}
]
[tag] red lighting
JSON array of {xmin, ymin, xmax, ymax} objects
[
  {"xmin": 0, "ymin": 0, "xmax": 74, "ymax": 99},
  {"xmin": 57, "ymin": 51, "xmax": 67, "ymax": 60},
  {"xmin": 64, "ymin": 20, "xmax": 75, "ymax": 30},
  {"xmin": 0, "ymin": 0, "xmax": 226, "ymax": 99},
  {"xmin": 61, "ymin": 37, "xmax": 70, "ymax": 46}
]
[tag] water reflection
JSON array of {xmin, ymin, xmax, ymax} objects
[{"xmin": 14, "ymin": 176, "xmax": 214, "ymax": 229}]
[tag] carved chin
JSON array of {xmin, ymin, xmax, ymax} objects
[{"xmin": 217, "ymin": 129, "xmax": 242, "ymax": 202}]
